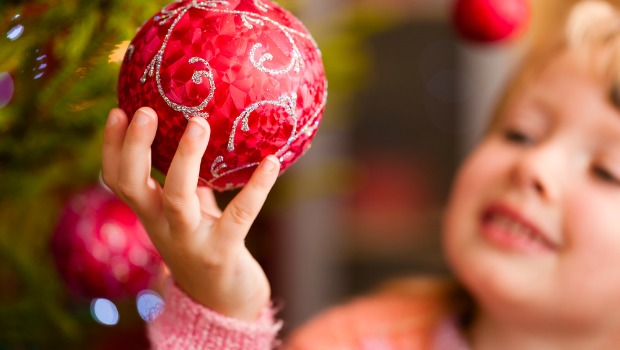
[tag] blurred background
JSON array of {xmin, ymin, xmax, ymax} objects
[{"xmin": 0, "ymin": 0, "xmax": 589, "ymax": 348}]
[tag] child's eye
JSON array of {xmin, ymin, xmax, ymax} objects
[
  {"xmin": 503, "ymin": 129, "xmax": 533, "ymax": 145},
  {"xmin": 593, "ymin": 165, "xmax": 620, "ymax": 185}
]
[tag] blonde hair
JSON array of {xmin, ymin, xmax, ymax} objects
[{"xmin": 488, "ymin": 0, "xmax": 620, "ymax": 131}]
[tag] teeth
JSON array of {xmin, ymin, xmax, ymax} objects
[{"xmin": 492, "ymin": 214, "xmax": 536, "ymax": 240}]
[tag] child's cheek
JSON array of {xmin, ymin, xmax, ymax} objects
[
  {"xmin": 558, "ymin": 192, "xmax": 620, "ymax": 310},
  {"xmin": 442, "ymin": 140, "xmax": 513, "ymax": 261},
  {"xmin": 442, "ymin": 144, "xmax": 497, "ymax": 251},
  {"xmin": 564, "ymin": 191, "xmax": 620, "ymax": 262},
  {"xmin": 457, "ymin": 140, "xmax": 508, "ymax": 194}
]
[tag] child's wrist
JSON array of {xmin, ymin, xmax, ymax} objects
[
  {"xmin": 172, "ymin": 275, "xmax": 268, "ymax": 322},
  {"xmin": 148, "ymin": 279, "xmax": 282, "ymax": 349}
]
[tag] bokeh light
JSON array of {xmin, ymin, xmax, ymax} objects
[
  {"xmin": 33, "ymin": 52, "xmax": 47, "ymax": 80},
  {"xmin": 136, "ymin": 289, "xmax": 164, "ymax": 323},
  {"xmin": 0, "ymin": 72, "xmax": 15, "ymax": 108},
  {"xmin": 90, "ymin": 298, "xmax": 120, "ymax": 326},
  {"xmin": 7, "ymin": 24, "xmax": 24, "ymax": 41}
]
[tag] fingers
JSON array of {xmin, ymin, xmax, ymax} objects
[
  {"xmin": 101, "ymin": 108, "xmax": 129, "ymax": 188},
  {"xmin": 163, "ymin": 117, "xmax": 211, "ymax": 230},
  {"xmin": 115, "ymin": 107, "xmax": 162, "ymax": 218},
  {"xmin": 215, "ymin": 156, "xmax": 280, "ymax": 244},
  {"xmin": 197, "ymin": 186, "xmax": 223, "ymax": 218}
]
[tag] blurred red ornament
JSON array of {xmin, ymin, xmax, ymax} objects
[
  {"xmin": 452, "ymin": 0, "xmax": 530, "ymax": 43},
  {"xmin": 51, "ymin": 184, "xmax": 162, "ymax": 300},
  {"xmin": 118, "ymin": 0, "xmax": 327, "ymax": 191}
]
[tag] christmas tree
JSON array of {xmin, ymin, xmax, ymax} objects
[
  {"xmin": 0, "ymin": 0, "xmax": 372, "ymax": 347},
  {"xmin": 0, "ymin": 1, "xmax": 176, "ymax": 347}
]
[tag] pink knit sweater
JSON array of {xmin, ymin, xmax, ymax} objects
[{"xmin": 147, "ymin": 280, "xmax": 469, "ymax": 349}]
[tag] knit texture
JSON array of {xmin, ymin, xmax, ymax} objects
[
  {"xmin": 148, "ymin": 281, "xmax": 282, "ymax": 350},
  {"xmin": 286, "ymin": 278, "xmax": 469, "ymax": 350},
  {"xmin": 147, "ymin": 277, "xmax": 469, "ymax": 349}
]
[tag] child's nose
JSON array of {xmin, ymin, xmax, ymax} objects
[{"xmin": 510, "ymin": 143, "xmax": 564, "ymax": 202}]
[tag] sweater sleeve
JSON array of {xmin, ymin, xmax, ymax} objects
[
  {"xmin": 147, "ymin": 281, "xmax": 282, "ymax": 350},
  {"xmin": 287, "ymin": 278, "xmax": 459, "ymax": 350}
]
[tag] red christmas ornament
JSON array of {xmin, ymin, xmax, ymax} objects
[
  {"xmin": 118, "ymin": 0, "xmax": 328, "ymax": 191},
  {"xmin": 51, "ymin": 184, "xmax": 162, "ymax": 300},
  {"xmin": 452, "ymin": 0, "xmax": 530, "ymax": 43}
]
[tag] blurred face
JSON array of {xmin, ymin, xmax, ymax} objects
[{"xmin": 443, "ymin": 51, "xmax": 620, "ymax": 331}]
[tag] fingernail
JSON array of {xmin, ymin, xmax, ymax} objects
[
  {"xmin": 147, "ymin": 178, "xmax": 159, "ymax": 190},
  {"xmin": 263, "ymin": 156, "xmax": 279, "ymax": 173},
  {"xmin": 135, "ymin": 109, "xmax": 152, "ymax": 126},
  {"xmin": 107, "ymin": 110, "xmax": 119, "ymax": 127},
  {"xmin": 186, "ymin": 119, "xmax": 204, "ymax": 138}
]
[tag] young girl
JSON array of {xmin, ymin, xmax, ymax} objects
[{"xmin": 102, "ymin": 0, "xmax": 620, "ymax": 348}]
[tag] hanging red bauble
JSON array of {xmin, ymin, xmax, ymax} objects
[
  {"xmin": 51, "ymin": 184, "xmax": 162, "ymax": 300},
  {"xmin": 117, "ymin": 0, "xmax": 328, "ymax": 191},
  {"xmin": 452, "ymin": 0, "xmax": 530, "ymax": 43}
]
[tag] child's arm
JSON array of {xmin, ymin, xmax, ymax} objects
[{"xmin": 101, "ymin": 107, "xmax": 281, "ymax": 342}]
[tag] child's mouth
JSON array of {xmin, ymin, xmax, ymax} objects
[{"xmin": 480, "ymin": 203, "xmax": 558, "ymax": 253}]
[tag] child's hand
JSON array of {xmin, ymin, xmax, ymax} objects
[{"xmin": 101, "ymin": 107, "xmax": 280, "ymax": 321}]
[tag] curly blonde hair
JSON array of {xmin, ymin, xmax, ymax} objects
[{"xmin": 488, "ymin": 0, "xmax": 620, "ymax": 131}]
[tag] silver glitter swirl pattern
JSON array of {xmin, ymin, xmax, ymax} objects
[
  {"xmin": 211, "ymin": 156, "xmax": 227, "ymax": 177},
  {"xmin": 241, "ymin": 15, "xmax": 264, "ymax": 29},
  {"xmin": 249, "ymin": 41, "xmax": 302, "ymax": 75},
  {"xmin": 227, "ymin": 93, "xmax": 297, "ymax": 152},
  {"xmin": 204, "ymin": 95, "xmax": 326, "ymax": 191},
  {"xmin": 141, "ymin": 5, "xmax": 218, "ymax": 119},
  {"xmin": 137, "ymin": 0, "xmax": 314, "ymax": 119},
  {"xmin": 254, "ymin": 0, "xmax": 270, "ymax": 12},
  {"xmin": 205, "ymin": 6, "xmax": 310, "ymax": 76},
  {"xmin": 132, "ymin": 0, "xmax": 326, "ymax": 191}
]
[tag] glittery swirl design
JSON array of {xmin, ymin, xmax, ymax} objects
[
  {"xmin": 212, "ymin": 4, "xmax": 306, "ymax": 75},
  {"xmin": 119, "ymin": 0, "xmax": 328, "ymax": 191},
  {"xmin": 240, "ymin": 7, "xmax": 303, "ymax": 75},
  {"xmin": 139, "ymin": 1, "xmax": 225, "ymax": 119},
  {"xmin": 205, "ymin": 96, "xmax": 326, "ymax": 190},
  {"xmin": 139, "ymin": 0, "xmax": 306, "ymax": 118},
  {"xmin": 227, "ymin": 93, "xmax": 297, "ymax": 152},
  {"xmin": 249, "ymin": 41, "xmax": 302, "ymax": 75},
  {"xmin": 254, "ymin": 0, "xmax": 270, "ymax": 12}
]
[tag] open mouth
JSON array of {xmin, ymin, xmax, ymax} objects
[{"xmin": 480, "ymin": 204, "xmax": 557, "ymax": 253}]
